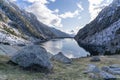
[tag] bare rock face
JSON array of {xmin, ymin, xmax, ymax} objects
[
  {"xmin": 75, "ymin": 0, "xmax": 120, "ymax": 55},
  {"xmin": 52, "ymin": 52, "xmax": 72, "ymax": 64},
  {"xmin": 10, "ymin": 45, "xmax": 53, "ymax": 72}
]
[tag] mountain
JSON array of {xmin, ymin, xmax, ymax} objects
[
  {"xmin": 75, "ymin": 0, "xmax": 120, "ymax": 55},
  {"xmin": 0, "ymin": 0, "xmax": 70, "ymax": 45},
  {"xmin": 49, "ymin": 28, "xmax": 71, "ymax": 38}
]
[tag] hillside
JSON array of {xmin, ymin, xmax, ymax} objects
[
  {"xmin": 0, "ymin": 0, "xmax": 70, "ymax": 45},
  {"xmin": 75, "ymin": 0, "xmax": 120, "ymax": 55}
]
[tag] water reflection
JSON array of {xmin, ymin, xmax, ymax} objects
[{"xmin": 40, "ymin": 38, "xmax": 90, "ymax": 58}]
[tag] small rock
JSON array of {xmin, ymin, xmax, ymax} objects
[
  {"xmin": 17, "ymin": 43, "xmax": 26, "ymax": 47},
  {"xmin": 51, "ymin": 52, "xmax": 71, "ymax": 64},
  {"xmin": 88, "ymin": 73, "xmax": 97, "ymax": 79},
  {"xmin": 0, "ymin": 75, "xmax": 7, "ymax": 80},
  {"xmin": 102, "ymin": 66, "xmax": 110, "ymax": 72},
  {"xmin": 10, "ymin": 45, "xmax": 53, "ymax": 72},
  {"xmin": 90, "ymin": 56, "xmax": 101, "ymax": 62},
  {"xmin": 83, "ymin": 64, "xmax": 100, "ymax": 74},
  {"xmin": 99, "ymin": 71, "xmax": 116, "ymax": 80},
  {"xmin": 102, "ymin": 66, "xmax": 120, "ymax": 75},
  {"xmin": 109, "ymin": 64, "xmax": 120, "ymax": 68}
]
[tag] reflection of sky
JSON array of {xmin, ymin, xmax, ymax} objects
[{"xmin": 41, "ymin": 39, "xmax": 90, "ymax": 58}]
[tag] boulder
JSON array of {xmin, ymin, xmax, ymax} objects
[
  {"xmin": 102, "ymin": 66, "xmax": 110, "ymax": 72},
  {"xmin": 83, "ymin": 64, "xmax": 100, "ymax": 74},
  {"xmin": 88, "ymin": 73, "xmax": 98, "ymax": 79},
  {"xmin": 90, "ymin": 56, "xmax": 101, "ymax": 62},
  {"xmin": 52, "ymin": 52, "xmax": 71, "ymax": 64},
  {"xmin": 0, "ymin": 75, "xmax": 7, "ymax": 80},
  {"xmin": 99, "ymin": 71, "xmax": 116, "ymax": 80},
  {"xmin": 109, "ymin": 64, "xmax": 120, "ymax": 68},
  {"xmin": 9, "ymin": 45, "xmax": 53, "ymax": 72},
  {"xmin": 102, "ymin": 66, "xmax": 120, "ymax": 75}
]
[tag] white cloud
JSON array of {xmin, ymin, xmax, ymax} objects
[
  {"xmin": 53, "ymin": 9, "xmax": 59, "ymax": 13},
  {"xmin": 8, "ymin": 0, "xmax": 17, "ymax": 2},
  {"xmin": 49, "ymin": 0, "xmax": 56, "ymax": 2},
  {"xmin": 23, "ymin": 0, "xmax": 46, "ymax": 3},
  {"xmin": 77, "ymin": 2, "xmax": 84, "ymax": 11},
  {"xmin": 59, "ymin": 10, "xmax": 80, "ymax": 19},
  {"xmin": 59, "ymin": 2, "xmax": 83, "ymax": 19},
  {"xmin": 26, "ymin": 0, "xmax": 83, "ymax": 28},
  {"xmin": 26, "ymin": 0, "xmax": 62, "ymax": 27},
  {"xmin": 88, "ymin": 0, "xmax": 113, "ymax": 20}
]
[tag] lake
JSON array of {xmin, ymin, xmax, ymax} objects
[{"xmin": 40, "ymin": 38, "xmax": 90, "ymax": 58}]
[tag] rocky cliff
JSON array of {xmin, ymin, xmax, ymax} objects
[
  {"xmin": 75, "ymin": 0, "xmax": 120, "ymax": 55},
  {"xmin": 0, "ymin": 0, "xmax": 70, "ymax": 45}
]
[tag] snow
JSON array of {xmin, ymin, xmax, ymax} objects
[{"xmin": 0, "ymin": 22, "xmax": 29, "ymax": 45}]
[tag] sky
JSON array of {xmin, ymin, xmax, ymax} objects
[{"xmin": 10, "ymin": 0, "xmax": 113, "ymax": 34}]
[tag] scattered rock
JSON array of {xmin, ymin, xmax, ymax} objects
[
  {"xmin": 88, "ymin": 73, "xmax": 98, "ymax": 79},
  {"xmin": 83, "ymin": 64, "xmax": 100, "ymax": 74},
  {"xmin": 102, "ymin": 66, "xmax": 120, "ymax": 75},
  {"xmin": 90, "ymin": 56, "xmax": 101, "ymax": 62},
  {"xmin": 9, "ymin": 45, "xmax": 53, "ymax": 72},
  {"xmin": 16, "ymin": 43, "xmax": 26, "ymax": 47},
  {"xmin": 99, "ymin": 71, "xmax": 116, "ymax": 80},
  {"xmin": 102, "ymin": 66, "xmax": 110, "ymax": 72},
  {"xmin": 109, "ymin": 64, "xmax": 120, "ymax": 68},
  {"xmin": 0, "ymin": 75, "xmax": 7, "ymax": 80},
  {"xmin": 51, "ymin": 52, "xmax": 71, "ymax": 64},
  {"xmin": 84, "ymin": 64, "xmax": 119, "ymax": 80}
]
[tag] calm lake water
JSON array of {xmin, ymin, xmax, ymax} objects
[{"xmin": 40, "ymin": 38, "xmax": 90, "ymax": 58}]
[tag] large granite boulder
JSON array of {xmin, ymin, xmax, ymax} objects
[
  {"xmin": 9, "ymin": 45, "xmax": 53, "ymax": 72},
  {"xmin": 52, "ymin": 52, "xmax": 71, "ymax": 64}
]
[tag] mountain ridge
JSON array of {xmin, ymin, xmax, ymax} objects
[
  {"xmin": 0, "ymin": 0, "xmax": 70, "ymax": 45},
  {"xmin": 75, "ymin": 0, "xmax": 120, "ymax": 55}
]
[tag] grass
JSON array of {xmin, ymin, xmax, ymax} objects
[{"xmin": 0, "ymin": 55, "xmax": 120, "ymax": 80}]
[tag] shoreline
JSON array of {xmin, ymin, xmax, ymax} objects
[{"xmin": 0, "ymin": 54, "xmax": 120, "ymax": 80}]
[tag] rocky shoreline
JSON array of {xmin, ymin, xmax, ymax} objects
[
  {"xmin": 76, "ymin": 41, "xmax": 120, "ymax": 56},
  {"xmin": 77, "ymin": 41, "xmax": 105, "ymax": 56},
  {"xmin": 0, "ymin": 53, "xmax": 120, "ymax": 80},
  {"xmin": 0, "ymin": 39, "xmax": 120, "ymax": 80}
]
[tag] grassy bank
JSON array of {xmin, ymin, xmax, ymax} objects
[{"xmin": 0, "ymin": 55, "xmax": 120, "ymax": 80}]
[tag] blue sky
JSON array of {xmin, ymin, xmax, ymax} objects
[{"xmin": 10, "ymin": 0, "xmax": 113, "ymax": 34}]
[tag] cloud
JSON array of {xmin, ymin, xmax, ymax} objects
[
  {"xmin": 59, "ymin": 10, "xmax": 80, "ymax": 19},
  {"xmin": 8, "ymin": 0, "xmax": 17, "ymax": 2},
  {"xmin": 77, "ymin": 2, "xmax": 84, "ymax": 11},
  {"xmin": 26, "ymin": 0, "xmax": 83, "ymax": 27},
  {"xmin": 23, "ymin": 0, "xmax": 47, "ymax": 3},
  {"xmin": 26, "ymin": 0, "xmax": 62, "ymax": 27},
  {"xmin": 59, "ymin": 3, "xmax": 83, "ymax": 19},
  {"xmin": 88, "ymin": 0, "xmax": 113, "ymax": 20},
  {"xmin": 49, "ymin": 0, "xmax": 56, "ymax": 2}
]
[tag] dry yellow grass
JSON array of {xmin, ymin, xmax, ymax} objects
[{"xmin": 0, "ymin": 55, "xmax": 120, "ymax": 80}]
